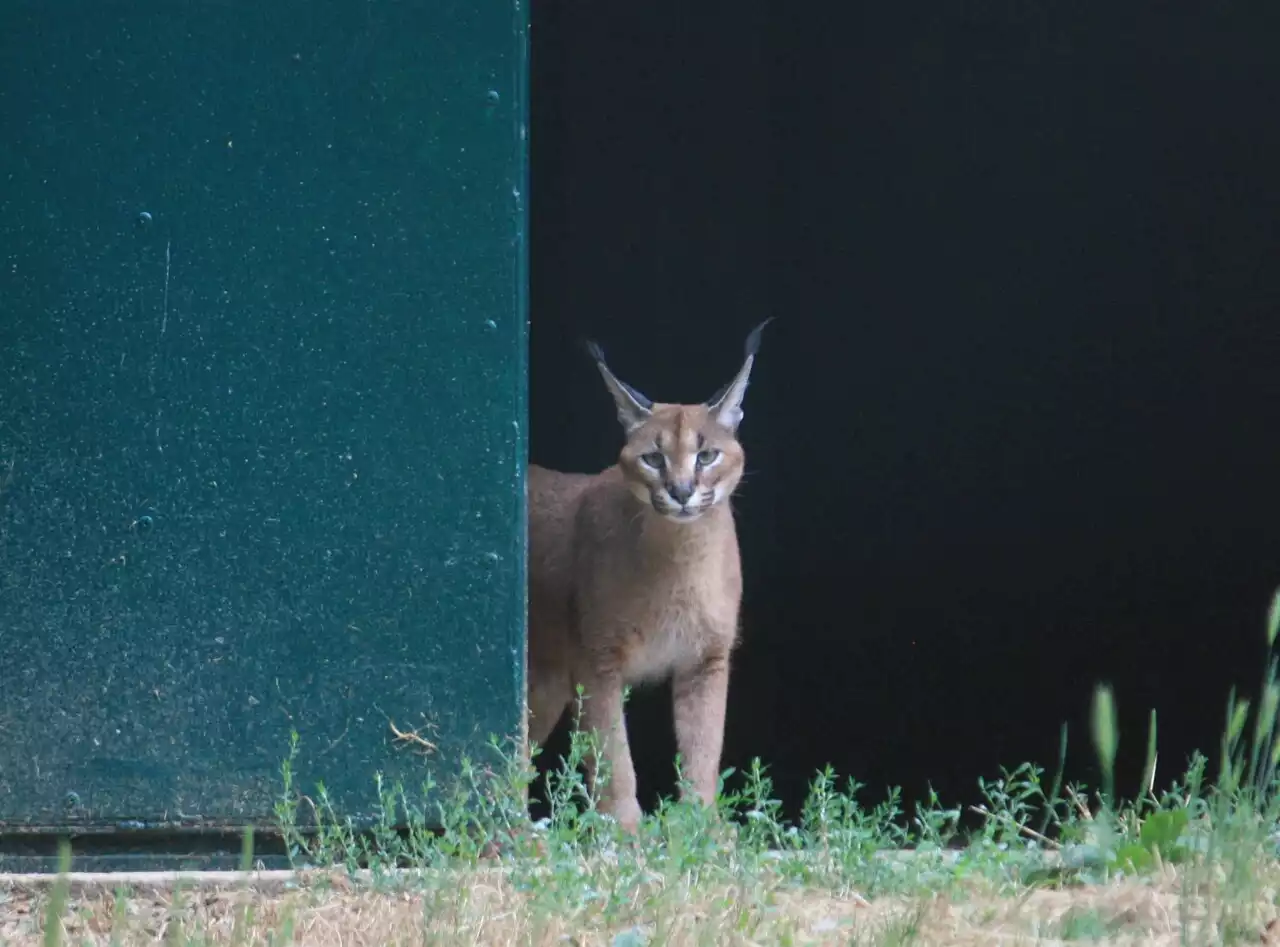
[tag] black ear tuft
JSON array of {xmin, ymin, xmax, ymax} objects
[
  {"xmin": 744, "ymin": 317, "xmax": 774, "ymax": 359},
  {"xmin": 580, "ymin": 336, "xmax": 654, "ymax": 411}
]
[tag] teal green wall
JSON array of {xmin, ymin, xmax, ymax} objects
[{"xmin": 0, "ymin": 0, "xmax": 528, "ymax": 829}]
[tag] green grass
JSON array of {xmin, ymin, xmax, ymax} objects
[{"xmin": 9, "ymin": 587, "xmax": 1280, "ymax": 946}]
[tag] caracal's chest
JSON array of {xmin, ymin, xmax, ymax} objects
[
  {"xmin": 579, "ymin": 536, "xmax": 741, "ymax": 684},
  {"xmin": 619, "ymin": 574, "xmax": 724, "ymax": 683}
]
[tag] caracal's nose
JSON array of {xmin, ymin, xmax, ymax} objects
[{"xmin": 667, "ymin": 482, "xmax": 695, "ymax": 506}]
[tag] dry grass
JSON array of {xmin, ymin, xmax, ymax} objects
[{"xmin": 2, "ymin": 860, "xmax": 1279, "ymax": 947}]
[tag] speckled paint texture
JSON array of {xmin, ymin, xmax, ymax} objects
[{"xmin": 0, "ymin": 0, "xmax": 529, "ymax": 829}]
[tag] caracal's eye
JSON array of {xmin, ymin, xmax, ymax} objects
[
  {"xmin": 640, "ymin": 451, "xmax": 665, "ymax": 470},
  {"xmin": 696, "ymin": 448, "xmax": 721, "ymax": 467}
]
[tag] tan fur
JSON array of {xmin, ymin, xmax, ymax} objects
[{"xmin": 526, "ymin": 324, "xmax": 768, "ymax": 830}]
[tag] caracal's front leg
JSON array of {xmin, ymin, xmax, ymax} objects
[
  {"xmin": 579, "ymin": 671, "xmax": 643, "ymax": 831},
  {"xmin": 672, "ymin": 650, "xmax": 731, "ymax": 809}
]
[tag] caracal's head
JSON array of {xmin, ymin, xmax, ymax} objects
[{"xmin": 586, "ymin": 321, "xmax": 770, "ymax": 523}]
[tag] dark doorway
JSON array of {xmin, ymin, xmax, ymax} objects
[{"xmin": 529, "ymin": 3, "xmax": 1280, "ymax": 820}]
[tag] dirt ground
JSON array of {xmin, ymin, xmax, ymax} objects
[{"xmin": 2, "ymin": 867, "xmax": 1273, "ymax": 946}]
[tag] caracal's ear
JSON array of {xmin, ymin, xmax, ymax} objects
[
  {"xmin": 705, "ymin": 318, "xmax": 773, "ymax": 432},
  {"xmin": 584, "ymin": 340, "xmax": 654, "ymax": 433}
]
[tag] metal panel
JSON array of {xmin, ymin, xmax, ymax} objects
[{"xmin": 0, "ymin": 0, "xmax": 528, "ymax": 829}]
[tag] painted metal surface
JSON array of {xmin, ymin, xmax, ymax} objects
[{"xmin": 0, "ymin": 0, "xmax": 528, "ymax": 829}]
